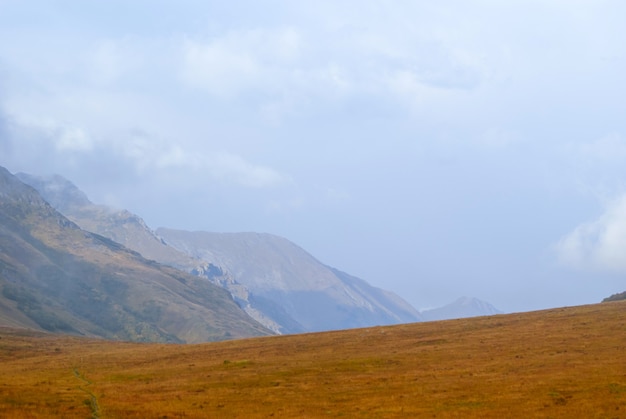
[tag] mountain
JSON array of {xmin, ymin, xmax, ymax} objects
[
  {"xmin": 420, "ymin": 296, "xmax": 503, "ymax": 321},
  {"xmin": 15, "ymin": 172, "xmax": 201, "ymax": 271},
  {"xmin": 0, "ymin": 167, "xmax": 271, "ymax": 342},
  {"xmin": 19, "ymin": 172, "xmax": 423, "ymax": 333},
  {"xmin": 17, "ymin": 173, "xmax": 282, "ymax": 332},
  {"xmin": 157, "ymin": 229, "xmax": 422, "ymax": 333}
]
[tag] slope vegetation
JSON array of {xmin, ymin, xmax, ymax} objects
[{"xmin": 0, "ymin": 301, "xmax": 624, "ymax": 418}]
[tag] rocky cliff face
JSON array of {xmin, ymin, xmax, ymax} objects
[{"xmin": 1, "ymin": 167, "xmax": 272, "ymax": 342}]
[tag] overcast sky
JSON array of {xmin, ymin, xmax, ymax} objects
[{"xmin": 1, "ymin": 1, "xmax": 625, "ymax": 313}]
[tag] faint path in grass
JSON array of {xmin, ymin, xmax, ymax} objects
[{"xmin": 73, "ymin": 368, "xmax": 101, "ymax": 419}]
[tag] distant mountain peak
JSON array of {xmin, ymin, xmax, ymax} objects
[{"xmin": 421, "ymin": 297, "xmax": 503, "ymax": 321}]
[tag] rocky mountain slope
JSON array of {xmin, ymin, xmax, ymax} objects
[
  {"xmin": 157, "ymin": 229, "xmax": 422, "ymax": 333},
  {"xmin": 17, "ymin": 173, "xmax": 285, "ymax": 332},
  {"xmin": 0, "ymin": 167, "xmax": 271, "ymax": 342},
  {"xmin": 15, "ymin": 173, "xmax": 201, "ymax": 271},
  {"xmin": 420, "ymin": 296, "xmax": 503, "ymax": 321},
  {"xmin": 19, "ymin": 172, "xmax": 423, "ymax": 334}
]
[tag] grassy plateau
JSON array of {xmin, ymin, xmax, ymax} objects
[{"xmin": 0, "ymin": 300, "xmax": 625, "ymax": 418}]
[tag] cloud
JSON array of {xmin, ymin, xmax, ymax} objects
[
  {"xmin": 210, "ymin": 151, "xmax": 289, "ymax": 188},
  {"xmin": 15, "ymin": 116, "xmax": 94, "ymax": 152},
  {"xmin": 180, "ymin": 27, "xmax": 301, "ymax": 98},
  {"xmin": 118, "ymin": 130, "xmax": 288, "ymax": 187},
  {"xmin": 56, "ymin": 126, "xmax": 92, "ymax": 151},
  {"xmin": 87, "ymin": 39, "xmax": 138, "ymax": 85},
  {"xmin": 120, "ymin": 130, "xmax": 190, "ymax": 172},
  {"xmin": 103, "ymin": 130, "xmax": 290, "ymax": 188},
  {"xmin": 1, "ymin": 113, "xmax": 289, "ymax": 190},
  {"xmin": 179, "ymin": 17, "xmax": 487, "ymax": 116},
  {"xmin": 555, "ymin": 194, "xmax": 626, "ymax": 272}
]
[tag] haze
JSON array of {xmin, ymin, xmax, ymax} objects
[{"xmin": 1, "ymin": 1, "xmax": 625, "ymax": 313}]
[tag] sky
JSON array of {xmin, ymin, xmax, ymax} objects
[{"xmin": 1, "ymin": 1, "xmax": 625, "ymax": 313}]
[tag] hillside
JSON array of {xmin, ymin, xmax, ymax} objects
[
  {"xmin": 15, "ymin": 172, "xmax": 202, "ymax": 271},
  {"xmin": 158, "ymin": 228, "xmax": 422, "ymax": 332},
  {"xmin": 18, "ymin": 172, "xmax": 422, "ymax": 334},
  {"xmin": 0, "ymin": 167, "xmax": 271, "ymax": 342},
  {"xmin": 0, "ymin": 301, "xmax": 624, "ymax": 417},
  {"xmin": 603, "ymin": 291, "xmax": 626, "ymax": 302},
  {"xmin": 15, "ymin": 172, "xmax": 278, "ymax": 330}
]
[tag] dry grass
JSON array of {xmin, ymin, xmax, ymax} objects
[{"xmin": 1, "ymin": 301, "xmax": 625, "ymax": 418}]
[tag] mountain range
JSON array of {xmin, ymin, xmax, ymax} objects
[
  {"xmin": 3, "ymin": 168, "xmax": 503, "ymax": 342},
  {"xmin": 14, "ymin": 171, "xmax": 424, "ymax": 334}
]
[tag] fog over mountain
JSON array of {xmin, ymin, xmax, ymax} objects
[{"xmin": 16, "ymin": 172, "xmax": 203, "ymax": 271}]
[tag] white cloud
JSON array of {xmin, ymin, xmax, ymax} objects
[
  {"xmin": 120, "ymin": 132, "xmax": 191, "ymax": 172},
  {"xmin": 210, "ymin": 151, "xmax": 289, "ymax": 188},
  {"xmin": 56, "ymin": 126, "xmax": 92, "ymax": 151},
  {"xmin": 178, "ymin": 16, "xmax": 489, "ymax": 115},
  {"xmin": 180, "ymin": 27, "xmax": 301, "ymax": 98},
  {"xmin": 13, "ymin": 116, "xmax": 94, "ymax": 152},
  {"xmin": 555, "ymin": 194, "xmax": 626, "ymax": 272},
  {"xmin": 182, "ymin": 38, "xmax": 259, "ymax": 97},
  {"xmin": 117, "ymin": 131, "xmax": 287, "ymax": 188},
  {"xmin": 87, "ymin": 39, "xmax": 139, "ymax": 85},
  {"xmin": 3, "ymin": 113, "xmax": 288, "ymax": 190}
]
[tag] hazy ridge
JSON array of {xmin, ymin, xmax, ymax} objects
[
  {"xmin": 11, "ymin": 169, "xmax": 510, "ymax": 339},
  {"xmin": 18, "ymin": 172, "xmax": 425, "ymax": 333},
  {"xmin": 0, "ymin": 167, "xmax": 271, "ymax": 342}
]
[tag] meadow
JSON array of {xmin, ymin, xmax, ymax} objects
[{"xmin": 0, "ymin": 300, "xmax": 625, "ymax": 418}]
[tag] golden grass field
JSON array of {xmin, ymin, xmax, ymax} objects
[{"xmin": 1, "ymin": 300, "xmax": 625, "ymax": 418}]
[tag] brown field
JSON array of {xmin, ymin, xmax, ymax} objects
[{"xmin": 0, "ymin": 301, "xmax": 625, "ymax": 418}]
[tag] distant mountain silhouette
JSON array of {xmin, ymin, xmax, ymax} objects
[{"xmin": 420, "ymin": 297, "xmax": 503, "ymax": 321}]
